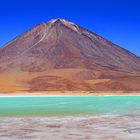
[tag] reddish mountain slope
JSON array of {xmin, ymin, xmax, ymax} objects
[{"xmin": 0, "ymin": 19, "xmax": 140, "ymax": 93}]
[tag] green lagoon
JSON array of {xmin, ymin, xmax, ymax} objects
[{"xmin": 0, "ymin": 96, "xmax": 140, "ymax": 117}]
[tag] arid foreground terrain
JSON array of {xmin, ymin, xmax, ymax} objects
[{"xmin": 0, "ymin": 115, "xmax": 140, "ymax": 140}]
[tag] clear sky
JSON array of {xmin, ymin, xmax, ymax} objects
[{"xmin": 0, "ymin": 0, "xmax": 140, "ymax": 56}]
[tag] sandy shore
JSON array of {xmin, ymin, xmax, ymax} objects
[
  {"xmin": 0, "ymin": 115, "xmax": 140, "ymax": 140},
  {"xmin": 0, "ymin": 91, "xmax": 140, "ymax": 96}
]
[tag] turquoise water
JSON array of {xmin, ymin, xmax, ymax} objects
[{"xmin": 0, "ymin": 96, "xmax": 140, "ymax": 117}]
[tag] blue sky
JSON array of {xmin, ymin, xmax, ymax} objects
[{"xmin": 0, "ymin": 0, "xmax": 140, "ymax": 56}]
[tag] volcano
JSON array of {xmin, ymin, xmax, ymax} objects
[{"xmin": 0, "ymin": 19, "xmax": 140, "ymax": 93}]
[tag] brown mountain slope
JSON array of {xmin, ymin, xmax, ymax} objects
[{"xmin": 0, "ymin": 19, "xmax": 140, "ymax": 93}]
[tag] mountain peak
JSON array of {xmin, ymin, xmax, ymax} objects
[
  {"xmin": 48, "ymin": 18, "xmax": 80, "ymax": 33},
  {"xmin": 48, "ymin": 18, "xmax": 74, "ymax": 24}
]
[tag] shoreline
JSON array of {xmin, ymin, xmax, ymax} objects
[
  {"xmin": 0, "ymin": 95, "xmax": 140, "ymax": 97},
  {"xmin": 0, "ymin": 91, "xmax": 140, "ymax": 97}
]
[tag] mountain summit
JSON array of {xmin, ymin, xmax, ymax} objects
[{"xmin": 0, "ymin": 19, "xmax": 140, "ymax": 93}]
